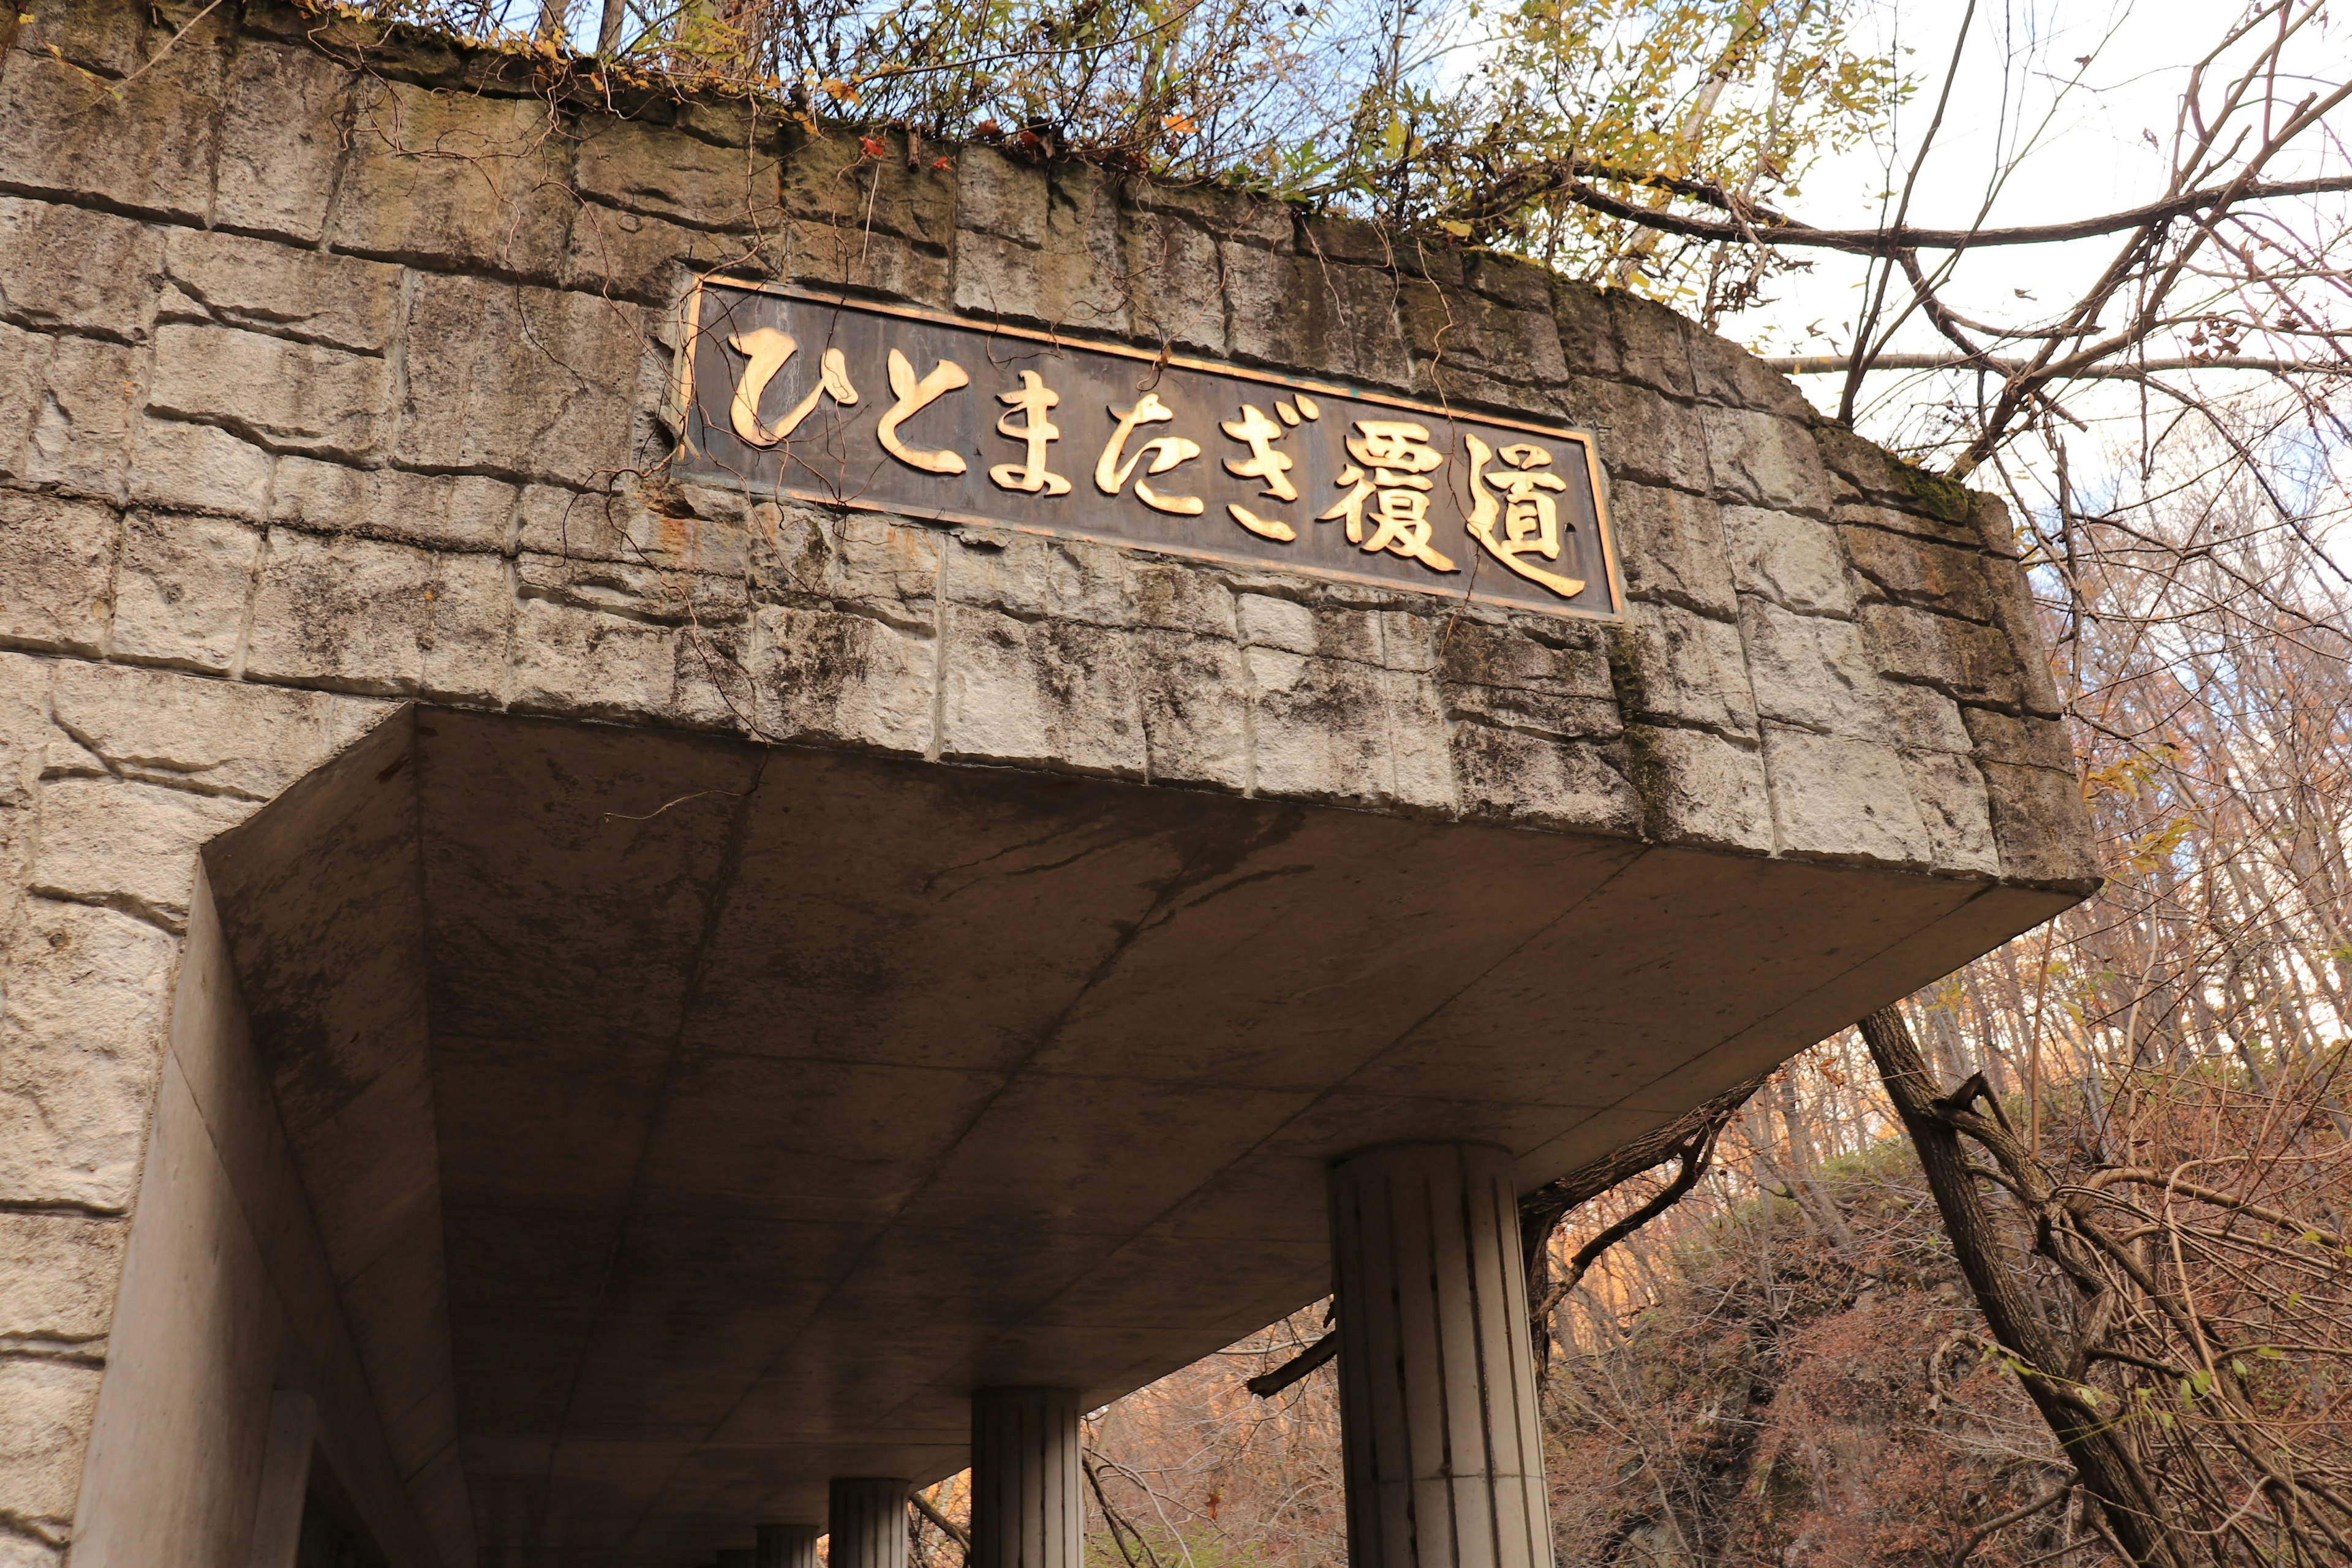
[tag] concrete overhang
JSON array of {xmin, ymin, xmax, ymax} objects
[{"xmin": 205, "ymin": 704, "xmax": 2079, "ymax": 1564}]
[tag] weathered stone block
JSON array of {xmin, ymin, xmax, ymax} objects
[
  {"xmin": 1702, "ymin": 407, "xmax": 1831, "ymax": 514},
  {"xmin": 0, "ymin": 198, "xmax": 165, "ymax": 339},
  {"xmin": 0, "ymin": 1528, "xmax": 66, "ymax": 1566},
  {"xmin": 953, "ymin": 228, "xmax": 1050, "ymax": 326},
  {"xmin": 511, "ymin": 559, "xmax": 743, "ymax": 725},
  {"xmin": 0, "ymin": 1212, "xmax": 126, "ymax": 1343},
  {"xmin": 1227, "ymin": 250, "xmax": 1409, "ymax": 390},
  {"xmin": 33, "ymin": 775, "xmax": 244, "ymax": 919},
  {"xmin": 1971, "ymin": 489, "xmax": 2022, "ymax": 559},
  {"xmin": 750, "ymin": 506, "xmax": 942, "ymax": 621},
  {"xmin": 1450, "ymin": 722, "xmax": 1642, "ymax": 835},
  {"xmin": 215, "ymin": 39, "xmax": 351, "ymax": 242},
  {"xmin": 1243, "ymin": 644, "xmax": 1453, "ymax": 811},
  {"xmin": 780, "ymin": 128, "xmax": 957, "ymax": 247},
  {"xmin": 1737, "ymin": 597, "xmax": 1888, "ymax": 738},
  {"xmin": 1882, "ymin": 680, "xmax": 1974, "ymax": 755},
  {"xmin": 941, "ymin": 608, "xmax": 1145, "ymax": 777},
  {"xmin": 947, "ymin": 530, "xmax": 1133, "ymax": 627},
  {"xmin": 149, "ymin": 322, "xmax": 393, "ymax": 454},
  {"xmin": 245, "ymin": 529, "xmax": 513, "ymax": 699},
  {"xmin": 1689, "ymin": 331, "xmax": 1811, "ymax": 419},
  {"xmin": 47, "ymin": 661, "xmax": 385, "ymax": 799},
  {"xmin": 161, "ymin": 230, "xmax": 402, "ymax": 354},
  {"xmin": 1048, "ymin": 164, "xmax": 1131, "ymax": 333},
  {"xmin": 127, "ymin": 418, "xmax": 273, "ymax": 516},
  {"xmin": 1609, "ymin": 601, "xmax": 1756, "ymax": 736},
  {"xmin": 515, "ymin": 481, "xmax": 633, "ymax": 561},
  {"xmin": 273, "ymin": 458, "xmax": 516, "ymax": 553},
  {"xmin": 1298, "ymin": 213, "xmax": 1395, "ymax": 269},
  {"xmin": 1122, "ymin": 211, "xmax": 1227, "ymax": 356},
  {"xmin": 1607, "ymin": 483, "xmax": 1733, "ymax": 617},
  {"xmin": 955, "ymin": 146, "xmax": 1048, "ymax": 247},
  {"xmin": 1438, "ymin": 617, "xmax": 1617, "ymax": 707},
  {"xmin": 0, "ymin": 491, "xmax": 117, "ymax": 655},
  {"xmin": 1551, "ymin": 278, "xmax": 1620, "ymax": 380},
  {"xmin": 1962, "ymin": 706, "xmax": 2077, "ymax": 774},
  {"xmin": 1238, "ymin": 592, "xmax": 1357, "ymax": 663},
  {"xmin": 778, "ymin": 216, "xmax": 952, "ymax": 309},
  {"xmin": 0, "ymin": 38, "xmax": 222, "ymax": 222},
  {"xmin": 674, "ymin": 97, "xmax": 783, "ymax": 155},
  {"xmin": 0, "ymin": 653, "xmax": 52, "ymax": 810},
  {"xmin": 1404, "ymin": 285, "xmax": 1570, "ymax": 403},
  {"xmin": 0, "ymin": 327, "xmax": 45, "ymax": 479},
  {"xmin": 1904, "ymin": 747, "xmax": 2000, "ymax": 875},
  {"xmin": 9, "ymin": 0, "xmax": 147, "ymax": 72},
  {"xmin": 1837, "ymin": 521, "xmax": 1995, "ymax": 622},
  {"xmin": 1609, "ymin": 293, "xmax": 1697, "ymax": 398},
  {"xmin": 1, "ymin": 330, "xmax": 140, "ymax": 497},
  {"xmin": 1562, "ymin": 377, "xmax": 1709, "ymax": 493},
  {"xmin": 1856, "ymin": 602, "xmax": 2024, "ymax": 709},
  {"xmin": 1624, "ymin": 724, "xmax": 1773, "ymax": 852},
  {"xmin": 0, "ymin": 900, "xmax": 178, "ymax": 1210},
  {"xmin": 332, "ymin": 80, "xmax": 574, "ymax": 276},
  {"xmin": 111, "ymin": 511, "xmax": 262, "ymax": 671},
  {"xmin": 394, "ymin": 275, "xmax": 644, "ymax": 479},
  {"xmin": 1716, "ymin": 504, "xmax": 1852, "ymax": 616},
  {"xmin": 0, "ymin": 1357, "xmax": 103, "ymax": 1528},
  {"xmin": 1125, "ymin": 560, "xmax": 1239, "ymax": 639},
  {"xmin": 574, "ymin": 117, "xmax": 783, "ymax": 229},
  {"xmin": 1134, "ymin": 627, "xmax": 1249, "ymax": 792},
  {"xmin": 1760, "ymin": 725, "xmax": 1931, "ymax": 868},
  {"xmin": 1386, "ymin": 232, "xmax": 1465, "ymax": 285},
  {"xmin": 560, "ymin": 204, "xmax": 769, "ymax": 302},
  {"xmin": 1444, "ymin": 676, "xmax": 1622, "ymax": 744},
  {"xmin": 1128, "ymin": 179, "xmax": 1292, "ymax": 251},
  {"xmin": 1980, "ymin": 760, "xmax": 2099, "ymax": 888},
  {"xmin": 1813, "ymin": 426, "xmax": 1975, "ymax": 534},
  {"xmin": 1812, "ymin": 420, "xmax": 1896, "ymax": 502},
  {"xmin": 1979, "ymin": 551, "xmax": 2064, "ymax": 718},
  {"xmin": 752, "ymin": 603, "xmax": 935, "ymax": 756}
]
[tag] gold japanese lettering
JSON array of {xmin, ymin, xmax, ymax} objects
[
  {"xmin": 726, "ymin": 327, "xmax": 858, "ymax": 448},
  {"xmin": 1220, "ymin": 404, "xmax": 1299, "ymax": 502},
  {"xmin": 1464, "ymin": 434, "xmax": 1583, "ymax": 598},
  {"xmin": 988, "ymin": 371, "xmax": 1072, "ymax": 496},
  {"xmin": 1096, "ymin": 393, "xmax": 1204, "ymax": 516},
  {"xmin": 1221, "ymin": 399, "xmax": 1312, "ymax": 542},
  {"xmin": 1317, "ymin": 419, "xmax": 1455, "ymax": 573},
  {"xmin": 877, "ymin": 349, "xmax": 970, "ymax": 475}
]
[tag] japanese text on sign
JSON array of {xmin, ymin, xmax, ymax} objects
[{"xmin": 673, "ymin": 281, "xmax": 1621, "ymax": 620}]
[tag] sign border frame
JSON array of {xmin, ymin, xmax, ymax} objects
[{"xmin": 671, "ymin": 274, "xmax": 1629, "ymax": 623}]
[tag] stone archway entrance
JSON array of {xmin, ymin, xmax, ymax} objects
[
  {"xmin": 0, "ymin": 4, "xmax": 2094, "ymax": 1563},
  {"xmin": 64, "ymin": 701, "xmax": 2078, "ymax": 1566}
]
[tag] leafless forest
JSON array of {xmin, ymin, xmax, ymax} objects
[
  {"xmin": 1067, "ymin": 459, "xmax": 2352, "ymax": 1567},
  {"xmin": 334, "ymin": 0, "xmax": 2352, "ymax": 1557}
]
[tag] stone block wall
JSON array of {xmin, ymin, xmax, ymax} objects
[{"xmin": 0, "ymin": 0, "xmax": 2095, "ymax": 1559}]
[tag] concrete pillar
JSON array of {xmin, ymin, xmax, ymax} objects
[
  {"xmin": 970, "ymin": 1388, "xmax": 1084, "ymax": 1568},
  {"xmin": 758, "ymin": 1522, "xmax": 824, "ymax": 1568},
  {"xmin": 828, "ymin": 1479, "xmax": 911, "ymax": 1568},
  {"xmin": 1328, "ymin": 1144, "xmax": 1553, "ymax": 1568}
]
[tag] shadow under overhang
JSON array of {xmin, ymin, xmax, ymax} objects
[{"xmin": 202, "ymin": 704, "xmax": 2075, "ymax": 1567}]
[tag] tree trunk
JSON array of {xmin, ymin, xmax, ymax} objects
[{"xmin": 1858, "ymin": 1006, "xmax": 2187, "ymax": 1568}]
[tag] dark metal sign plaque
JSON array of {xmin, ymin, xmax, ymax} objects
[{"xmin": 673, "ymin": 279, "xmax": 1623, "ymax": 620}]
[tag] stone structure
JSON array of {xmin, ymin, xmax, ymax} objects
[{"xmin": 0, "ymin": 1, "xmax": 2094, "ymax": 1566}]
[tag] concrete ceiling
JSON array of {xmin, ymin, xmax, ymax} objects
[{"xmin": 203, "ymin": 706, "xmax": 2073, "ymax": 1567}]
